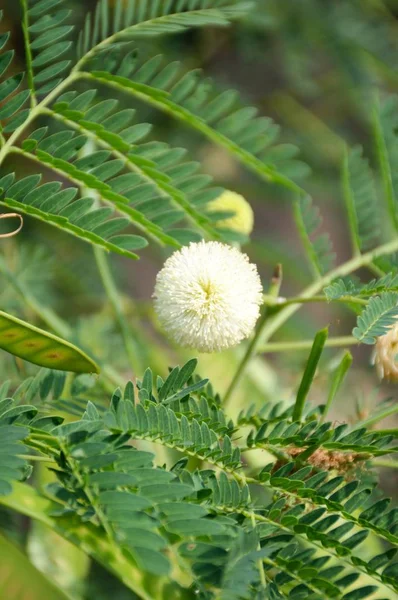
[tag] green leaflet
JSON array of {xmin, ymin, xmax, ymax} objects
[
  {"xmin": 0, "ymin": 13, "xmax": 30, "ymax": 134},
  {"xmin": 85, "ymin": 68, "xmax": 309, "ymax": 191},
  {"xmin": 353, "ymin": 292, "xmax": 398, "ymax": 344},
  {"xmin": 0, "ymin": 364, "xmax": 396, "ymax": 598},
  {"xmin": 0, "ymin": 482, "xmax": 171, "ymax": 600},
  {"xmin": 293, "ymin": 327, "xmax": 329, "ymax": 421},
  {"xmin": 0, "ymin": 310, "xmax": 99, "ymax": 373}
]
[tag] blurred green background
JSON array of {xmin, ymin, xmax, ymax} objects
[{"xmin": 0, "ymin": 1, "xmax": 397, "ymax": 598}]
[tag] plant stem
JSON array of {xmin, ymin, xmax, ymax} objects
[
  {"xmin": 19, "ymin": 0, "xmax": 37, "ymax": 108},
  {"xmin": 225, "ymin": 236, "xmax": 398, "ymax": 403},
  {"xmin": 223, "ymin": 265, "xmax": 283, "ymax": 407},
  {"xmin": 359, "ymin": 404, "xmax": 398, "ymax": 428},
  {"xmin": 250, "ymin": 512, "xmax": 267, "ymax": 590},
  {"xmin": 263, "ymin": 294, "xmax": 368, "ymax": 307},
  {"xmin": 321, "ymin": 350, "xmax": 353, "ymax": 423},
  {"xmin": 258, "ymin": 236, "xmax": 398, "ymax": 348},
  {"xmin": 93, "ymin": 247, "xmax": 138, "ymax": 376},
  {"xmin": 18, "ymin": 454, "xmax": 54, "ymax": 463},
  {"xmin": 258, "ymin": 336, "xmax": 357, "ymax": 353},
  {"xmin": 372, "ymin": 458, "xmax": 398, "ymax": 469},
  {"xmin": 0, "ymin": 74, "xmax": 79, "ymax": 166},
  {"xmin": 0, "ymin": 257, "xmax": 72, "ymax": 338},
  {"xmin": 341, "ymin": 143, "xmax": 361, "ymax": 257},
  {"xmin": 0, "ymin": 255, "xmax": 122, "ymax": 389}
]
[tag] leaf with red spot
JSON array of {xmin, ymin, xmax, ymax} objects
[{"xmin": 0, "ymin": 310, "xmax": 99, "ymax": 374}]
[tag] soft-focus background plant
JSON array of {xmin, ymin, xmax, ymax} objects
[{"xmin": 0, "ymin": 0, "xmax": 397, "ymax": 598}]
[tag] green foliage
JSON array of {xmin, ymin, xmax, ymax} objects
[
  {"xmin": 353, "ymin": 292, "xmax": 398, "ymax": 344},
  {"xmin": 77, "ymin": 0, "xmax": 253, "ymax": 59},
  {"xmin": 1, "ymin": 0, "xmax": 255, "ymax": 256},
  {"xmin": 324, "ymin": 274, "xmax": 398, "ymax": 301},
  {"xmin": 0, "ymin": 11, "xmax": 30, "ymax": 134},
  {"xmin": 0, "ymin": 360, "xmax": 396, "ymax": 599},
  {"xmin": 84, "ymin": 53, "xmax": 309, "ymax": 190},
  {"xmin": 0, "ymin": 171, "xmax": 150, "ymax": 259},
  {"xmin": 373, "ymin": 95, "xmax": 398, "ymax": 232},
  {"xmin": 0, "ymin": 2, "xmax": 398, "ymax": 600}
]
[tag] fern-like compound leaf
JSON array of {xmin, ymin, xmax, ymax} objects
[
  {"xmin": 342, "ymin": 145, "xmax": 380, "ymax": 253},
  {"xmin": 294, "ymin": 195, "xmax": 335, "ymax": 277},
  {"xmin": 47, "ymin": 90, "xmax": 226, "ymax": 241},
  {"xmin": 373, "ymin": 95, "xmax": 398, "ymax": 232},
  {"xmin": 77, "ymin": 50, "xmax": 309, "ymax": 190},
  {"xmin": 0, "ymin": 12, "xmax": 30, "ymax": 134},
  {"xmin": 324, "ymin": 273, "xmax": 398, "ymax": 301},
  {"xmin": 353, "ymin": 291, "xmax": 398, "ymax": 344},
  {"xmin": 0, "ymin": 362, "xmax": 396, "ymax": 598},
  {"xmin": 77, "ymin": 0, "xmax": 254, "ymax": 65},
  {"xmin": 25, "ymin": 0, "xmax": 74, "ymax": 97},
  {"xmin": 0, "ymin": 172, "xmax": 148, "ymax": 259}
]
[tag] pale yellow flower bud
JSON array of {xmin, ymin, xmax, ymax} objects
[
  {"xmin": 208, "ymin": 191, "xmax": 254, "ymax": 236},
  {"xmin": 374, "ymin": 322, "xmax": 398, "ymax": 381}
]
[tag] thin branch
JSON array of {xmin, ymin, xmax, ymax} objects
[
  {"xmin": 79, "ymin": 71, "xmax": 303, "ymax": 193},
  {"xmin": 224, "ymin": 236, "xmax": 398, "ymax": 403},
  {"xmin": 258, "ymin": 336, "xmax": 357, "ymax": 353},
  {"xmin": 42, "ymin": 106, "xmax": 217, "ymax": 240},
  {"xmin": 93, "ymin": 246, "xmax": 138, "ymax": 377},
  {"xmin": 19, "ymin": 0, "xmax": 37, "ymax": 107},
  {"xmin": 0, "ymin": 73, "xmax": 79, "ymax": 166},
  {"xmin": 263, "ymin": 293, "xmax": 368, "ymax": 307}
]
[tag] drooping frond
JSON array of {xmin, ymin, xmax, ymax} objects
[
  {"xmin": 0, "ymin": 1, "xmax": 256, "ymax": 258},
  {"xmin": 0, "ymin": 172, "xmax": 149, "ymax": 259},
  {"xmin": 76, "ymin": 0, "xmax": 254, "ymax": 66},
  {"xmin": 353, "ymin": 291, "xmax": 398, "ymax": 344},
  {"xmin": 293, "ymin": 195, "xmax": 335, "ymax": 277},
  {"xmin": 1, "ymin": 107, "xmax": 228, "ymax": 254},
  {"xmin": 47, "ymin": 88, "xmax": 228, "ymax": 241},
  {"xmin": 76, "ymin": 51, "xmax": 309, "ymax": 190},
  {"xmin": 342, "ymin": 145, "xmax": 380, "ymax": 253}
]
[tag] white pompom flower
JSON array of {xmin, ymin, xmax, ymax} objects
[
  {"xmin": 374, "ymin": 321, "xmax": 398, "ymax": 382},
  {"xmin": 153, "ymin": 241, "xmax": 263, "ymax": 353}
]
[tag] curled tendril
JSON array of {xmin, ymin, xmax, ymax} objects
[{"xmin": 0, "ymin": 213, "xmax": 24, "ymax": 239}]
